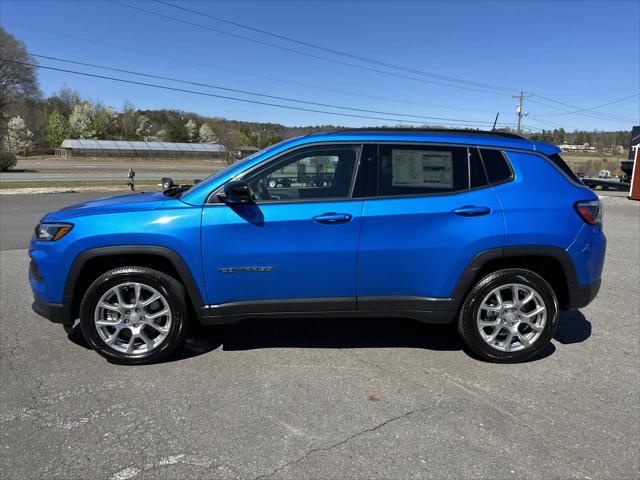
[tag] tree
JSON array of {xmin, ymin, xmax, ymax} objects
[
  {"xmin": 45, "ymin": 87, "xmax": 81, "ymax": 118},
  {"xmin": 69, "ymin": 102, "xmax": 96, "ymax": 139},
  {"xmin": 136, "ymin": 115, "xmax": 154, "ymax": 141},
  {"xmin": 120, "ymin": 101, "xmax": 139, "ymax": 140},
  {"xmin": 167, "ymin": 122, "xmax": 189, "ymax": 142},
  {"xmin": 237, "ymin": 130, "xmax": 252, "ymax": 146},
  {"xmin": 45, "ymin": 110, "xmax": 69, "ymax": 150},
  {"xmin": 93, "ymin": 107, "xmax": 117, "ymax": 139},
  {"xmin": 185, "ymin": 118, "xmax": 199, "ymax": 142},
  {"xmin": 0, "ymin": 28, "xmax": 41, "ymax": 114},
  {"xmin": 198, "ymin": 123, "xmax": 218, "ymax": 143},
  {"xmin": 5, "ymin": 115, "xmax": 34, "ymax": 155}
]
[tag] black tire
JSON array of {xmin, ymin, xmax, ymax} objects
[
  {"xmin": 457, "ymin": 268, "xmax": 559, "ymax": 363},
  {"xmin": 79, "ymin": 266, "xmax": 189, "ymax": 365}
]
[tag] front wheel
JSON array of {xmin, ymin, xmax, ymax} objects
[
  {"xmin": 457, "ymin": 268, "xmax": 559, "ymax": 363},
  {"xmin": 79, "ymin": 266, "xmax": 189, "ymax": 365}
]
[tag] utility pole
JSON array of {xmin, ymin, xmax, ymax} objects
[{"xmin": 513, "ymin": 91, "xmax": 532, "ymax": 133}]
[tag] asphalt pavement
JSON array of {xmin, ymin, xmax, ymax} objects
[
  {"xmin": 1, "ymin": 171, "xmax": 206, "ymax": 182},
  {"xmin": 0, "ymin": 193, "xmax": 638, "ymax": 479},
  {"xmin": 0, "ymin": 191, "xmax": 132, "ymax": 250},
  {"xmin": 0, "ymin": 159, "xmax": 222, "ymax": 183}
]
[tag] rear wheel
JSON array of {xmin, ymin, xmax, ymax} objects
[
  {"xmin": 457, "ymin": 268, "xmax": 558, "ymax": 363},
  {"xmin": 79, "ymin": 266, "xmax": 189, "ymax": 365}
]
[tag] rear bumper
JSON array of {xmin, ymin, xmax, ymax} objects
[
  {"xmin": 32, "ymin": 297, "xmax": 70, "ymax": 325},
  {"xmin": 566, "ymin": 279, "xmax": 601, "ymax": 310}
]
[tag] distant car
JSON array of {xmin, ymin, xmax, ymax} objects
[
  {"xmin": 30, "ymin": 129, "xmax": 606, "ymax": 365},
  {"xmin": 599, "ymin": 169, "xmax": 612, "ymax": 179}
]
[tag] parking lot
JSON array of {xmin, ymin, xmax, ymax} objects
[{"xmin": 1, "ymin": 192, "xmax": 638, "ymax": 479}]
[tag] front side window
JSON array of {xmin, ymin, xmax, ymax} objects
[
  {"xmin": 244, "ymin": 145, "xmax": 360, "ymax": 202},
  {"xmin": 378, "ymin": 145, "xmax": 469, "ymax": 196}
]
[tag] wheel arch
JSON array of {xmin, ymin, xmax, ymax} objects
[
  {"xmin": 452, "ymin": 246, "xmax": 577, "ymax": 310},
  {"xmin": 64, "ymin": 246, "xmax": 205, "ymax": 323}
]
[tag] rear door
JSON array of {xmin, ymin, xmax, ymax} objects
[{"xmin": 356, "ymin": 144, "xmax": 505, "ymax": 312}]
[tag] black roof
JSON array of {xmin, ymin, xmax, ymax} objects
[{"xmin": 311, "ymin": 127, "xmax": 527, "ymax": 141}]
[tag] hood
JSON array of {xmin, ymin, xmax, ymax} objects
[{"xmin": 43, "ymin": 191, "xmax": 168, "ymax": 221}]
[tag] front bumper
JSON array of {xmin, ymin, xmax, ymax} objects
[
  {"xmin": 566, "ymin": 279, "xmax": 601, "ymax": 310},
  {"xmin": 31, "ymin": 297, "xmax": 70, "ymax": 325}
]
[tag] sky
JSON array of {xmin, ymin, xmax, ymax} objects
[{"xmin": 2, "ymin": 0, "xmax": 639, "ymax": 131}]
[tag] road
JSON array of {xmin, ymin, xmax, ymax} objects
[
  {"xmin": 0, "ymin": 191, "xmax": 132, "ymax": 249},
  {"xmin": 0, "ymin": 158, "xmax": 223, "ymax": 183},
  {"xmin": 1, "ymin": 193, "xmax": 638, "ymax": 479},
  {"xmin": 1, "ymin": 171, "xmax": 209, "ymax": 182},
  {"xmin": 15, "ymin": 160, "xmax": 219, "ymax": 171}
]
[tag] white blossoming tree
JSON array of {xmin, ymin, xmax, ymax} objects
[
  {"xmin": 136, "ymin": 115, "xmax": 154, "ymax": 141},
  {"xmin": 5, "ymin": 115, "xmax": 34, "ymax": 156},
  {"xmin": 185, "ymin": 119, "xmax": 199, "ymax": 143},
  {"xmin": 198, "ymin": 123, "xmax": 219, "ymax": 144},
  {"xmin": 69, "ymin": 102, "xmax": 96, "ymax": 139}
]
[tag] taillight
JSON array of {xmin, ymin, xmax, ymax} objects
[{"xmin": 574, "ymin": 200, "xmax": 603, "ymax": 226}]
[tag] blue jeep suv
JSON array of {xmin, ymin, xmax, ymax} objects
[{"xmin": 29, "ymin": 129, "xmax": 606, "ymax": 364}]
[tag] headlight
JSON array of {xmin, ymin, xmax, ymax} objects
[{"xmin": 34, "ymin": 223, "xmax": 74, "ymax": 241}]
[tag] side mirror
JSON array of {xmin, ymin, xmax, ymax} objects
[{"xmin": 219, "ymin": 180, "xmax": 254, "ymax": 205}]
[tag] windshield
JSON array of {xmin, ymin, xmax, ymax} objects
[{"xmin": 177, "ymin": 141, "xmax": 290, "ymax": 198}]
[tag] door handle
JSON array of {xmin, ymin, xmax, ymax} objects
[
  {"xmin": 312, "ymin": 212, "xmax": 353, "ymax": 224},
  {"xmin": 452, "ymin": 205, "xmax": 492, "ymax": 217}
]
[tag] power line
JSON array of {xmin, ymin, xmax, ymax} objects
[
  {"xmin": 29, "ymin": 54, "xmax": 520, "ymax": 127},
  {"xmin": 528, "ymin": 95, "xmax": 637, "ymax": 123},
  {"xmin": 534, "ymin": 93, "xmax": 640, "ymax": 118},
  {"xmin": 526, "ymin": 115, "xmax": 565, "ymax": 130},
  {"xmin": 528, "ymin": 98, "xmax": 636, "ymax": 124},
  {"xmin": 7, "ymin": 59, "xmax": 536, "ymax": 129},
  {"xmin": 114, "ymin": 1, "xmax": 611, "ymax": 129},
  {"xmin": 152, "ymin": 0, "xmax": 517, "ymax": 95},
  {"xmin": 109, "ymin": 0, "xmax": 515, "ymax": 97},
  {"xmin": 5, "ymin": 22, "xmax": 498, "ymax": 115}
]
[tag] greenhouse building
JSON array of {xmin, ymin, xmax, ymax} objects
[{"xmin": 55, "ymin": 139, "xmax": 226, "ymax": 159}]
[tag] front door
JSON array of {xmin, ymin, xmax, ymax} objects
[{"xmin": 201, "ymin": 144, "xmax": 363, "ymax": 314}]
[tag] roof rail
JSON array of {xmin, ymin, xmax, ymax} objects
[{"xmin": 309, "ymin": 127, "xmax": 528, "ymax": 141}]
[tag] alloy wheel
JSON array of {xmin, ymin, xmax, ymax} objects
[
  {"xmin": 476, "ymin": 283, "xmax": 547, "ymax": 352},
  {"xmin": 94, "ymin": 282, "xmax": 172, "ymax": 355}
]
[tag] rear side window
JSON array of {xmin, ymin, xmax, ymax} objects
[
  {"xmin": 480, "ymin": 149, "xmax": 512, "ymax": 184},
  {"xmin": 547, "ymin": 153, "xmax": 581, "ymax": 183},
  {"xmin": 378, "ymin": 145, "xmax": 469, "ymax": 196},
  {"xmin": 469, "ymin": 147, "xmax": 488, "ymax": 188}
]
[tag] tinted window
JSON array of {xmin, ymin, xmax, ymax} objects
[
  {"xmin": 245, "ymin": 146, "xmax": 360, "ymax": 201},
  {"xmin": 480, "ymin": 149, "xmax": 512, "ymax": 184},
  {"xmin": 469, "ymin": 147, "xmax": 488, "ymax": 188},
  {"xmin": 548, "ymin": 153, "xmax": 581, "ymax": 183},
  {"xmin": 352, "ymin": 144, "xmax": 378, "ymax": 198},
  {"xmin": 378, "ymin": 145, "xmax": 469, "ymax": 196}
]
